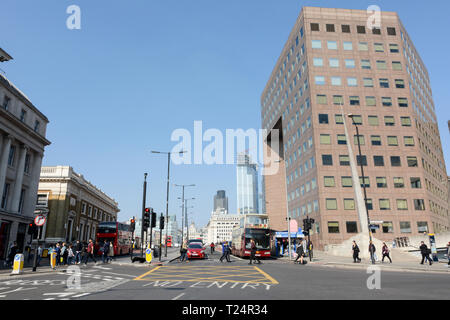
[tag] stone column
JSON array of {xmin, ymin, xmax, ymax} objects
[
  {"xmin": 0, "ymin": 135, "xmax": 12, "ymax": 201},
  {"xmin": 10, "ymin": 145, "xmax": 28, "ymax": 213}
]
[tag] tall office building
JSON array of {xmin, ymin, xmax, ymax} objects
[
  {"xmin": 237, "ymin": 153, "xmax": 259, "ymax": 214},
  {"xmin": 261, "ymin": 7, "xmax": 449, "ymax": 248},
  {"xmin": 213, "ymin": 190, "xmax": 228, "ymax": 213}
]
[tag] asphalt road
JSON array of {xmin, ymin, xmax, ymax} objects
[{"xmin": 0, "ymin": 249, "xmax": 448, "ymax": 300}]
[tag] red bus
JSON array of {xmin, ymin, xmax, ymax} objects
[
  {"xmin": 96, "ymin": 222, "xmax": 132, "ymax": 256},
  {"xmin": 231, "ymin": 214, "xmax": 271, "ymax": 258},
  {"xmin": 166, "ymin": 236, "xmax": 172, "ymax": 247}
]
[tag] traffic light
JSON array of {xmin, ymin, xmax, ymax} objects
[
  {"xmin": 28, "ymin": 223, "xmax": 38, "ymax": 239},
  {"xmin": 150, "ymin": 208, "xmax": 156, "ymax": 228},
  {"xmin": 143, "ymin": 208, "xmax": 150, "ymax": 229},
  {"xmin": 130, "ymin": 218, "xmax": 135, "ymax": 232},
  {"xmin": 159, "ymin": 214, "xmax": 165, "ymax": 230}
]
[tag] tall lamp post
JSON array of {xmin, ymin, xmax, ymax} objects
[
  {"xmin": 175, "ymin": 184, "xmax": 195, "ymax": 245},
  {"xmin": 348, "ymin": 114, "xmax": 372, "ymax": 243},
  {"xmin": 151, "ymin": 150, "xmax": 186, "ymax": 257},
  {"xmin": 184, "ymin": 199, "xmax": 195, "ymax": 241}
]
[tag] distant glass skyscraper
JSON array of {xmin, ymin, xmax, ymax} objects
[
  {"xmin": 237, "ymin": 153, "xmax": 259, "ymax": 214},
  {"xmin": 214, "ymin": 190, "xmax": 228, "ymax": 213}
]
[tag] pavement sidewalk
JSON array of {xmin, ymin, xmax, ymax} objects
[{"xmin": 276, "ymin": 250, "xmax": 450, "ymax": 274}]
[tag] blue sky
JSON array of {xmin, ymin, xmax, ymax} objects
[{"xmin": 1, "ymin": 0, "xmax": 449, "ymax": 228}]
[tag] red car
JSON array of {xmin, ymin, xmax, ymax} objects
[{"xmin": 187, "ymin": 243, "xmax": 207, "ymax": 259}]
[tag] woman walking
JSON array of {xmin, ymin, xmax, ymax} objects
[
  {"xmin": 352, "ymin": 240, "xmax": 361, "ymax": 263},
  {"xmin": 381, "ymin": 242, "xmax": 392, "ymax": 263}
]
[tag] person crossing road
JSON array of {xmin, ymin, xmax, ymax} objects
[{"xmin": 249, "ymin": 239, "xmax": 261, "ymax": 265}]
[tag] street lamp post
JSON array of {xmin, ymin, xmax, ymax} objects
[
  {"xmin": 175, "ymin": 184, "xmax": 195, "ymax": 245},
  {"xmin": 151, "ymin": 150, "xmax": 186, "ymax": 257},
  {"xmin": 348, "ymin": 114, "xmax": 372, "ymax": 243},
  {"xmin": 141, "ymin": 173, "xmax": 148, "ymax": 258}
]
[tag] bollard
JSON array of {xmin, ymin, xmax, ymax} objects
[
  {"xmin": 145, "ymin": 245, "xmax": 153, "ymax": 263},
  {"xmin": 50, "ymin": 252, "xmax": 57, "ymax": 269},
  {"xmin": 11, "ymin": 254, "xmax": 24, "ymax": 275}
]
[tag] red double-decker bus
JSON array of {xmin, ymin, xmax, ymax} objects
[
  {"xmin": 231, "ymin": 214, "xmax": 271, "ymax": 258},
  {"xmin": 166, "ymin": 236, "xmax": 172, "ymax": 247},
  {"xmin": 96, "ymin": 222, "xmax": 132, "ymax": 256}
]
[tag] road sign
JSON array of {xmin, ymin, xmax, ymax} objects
[
  {"xmin": 11, "ymin": 254, "xmax": 24, "ymax": 275},
  {"xmin": 34, "ymin": 215, "xmax": 46, "ymax": 226}
]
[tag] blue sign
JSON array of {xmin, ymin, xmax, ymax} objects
[{"xmin": 146, "ymin": 249, "xmax": 151, "ymax": 254}]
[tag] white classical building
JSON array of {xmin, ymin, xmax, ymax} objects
[
  {"xmin": 205, "ymin": 210, "xmax": 240, "ymax": 244},
  {"xmin": 0, "ymin": 48, "xmax": 51, "ymax": 260}
]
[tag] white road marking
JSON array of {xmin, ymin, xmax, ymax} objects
[
  {"xmin": 93, "ymin": 265, "xmax": 112, "ymax": 270},
  {"xmin": 172, "ymin": 293, "xmax": 185, "ymax": 300},
  {"xmin": 101, "ymin": 272, "xmax": 136, "ymax": 278}
]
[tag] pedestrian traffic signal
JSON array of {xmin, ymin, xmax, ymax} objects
[
  {"xmin": 150, "ymin": 209, "xmax": 156, "ymax": 228},
  {"xmin": 27, "ymin": 223, "xmax": 38, "ymax": 239},
  {"xmin": 159, "ymin": 214, "xmax": 165, "ymax": 230},
  {"xmin": 143, "ymin": 208, "xmax": 151, "ymax": 229}
]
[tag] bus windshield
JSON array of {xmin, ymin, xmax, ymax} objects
[
  {"xmin": 97, "ymin": 222, "xmax": 117, "ymax": 234},
  {"xmin": 244, "ymin": 229, "xmax": 270, "ymax": 249}
]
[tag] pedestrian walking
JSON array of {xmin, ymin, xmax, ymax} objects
[
  {"xmin": 381, "ymin": 242, "xmax": 392, "ymax": 263},
  {"xmin": 225, "ymin": 242, "xmax": 232, "ymax": 262},
  {"xmin": 37, "ymin": 245, "xmax": 43, "ymax": 266},
  {"xmin": 61, "ymin": 242, "xmax": 68, "ymax": 265},
  {"xmin": 369, "ymin": 241, "xmax": 376, "ymax": 264},
  {"xmin": 67, "ymin": 244, "xmax": 75, "ymax": 265},
  {"xmin": 102, "ymin": 241, "xmax": 110, "ymax": 263},
  {"xmin": 249, "ymin": 239, "xmax": 261, "ymax": 265},
  {"xmin": 84, "ymin": 239, "xmax": 97, "ymax": 265},
  {"xmin": 419, "ymin": 241, "xmax": 433, "ymax": 265},
  {"xmin": 307, "ymin": 240, "xmax": 314, "ymax": 261},
  {"xmin": 7, "ymin": 242, "xmax": 18, "ymax": 268},
  {"xmin": 294, "ymin": 240, "xmax": 304, "ymax": 264},
  {"xmin": 75, "ymin": 240, "xmax": 83, "ymax": 264},
  {"xmin": 210, "ymin": 242, "xmax": 215, "ymax": 254},
  {"xmin": 352, "ymin": 241, "xmax": 361, "ymax": 263},
  {"xmin": 180, "ymin": 242, "xmax": 188, "ymax": 262},
  {"xmin": 55, "ymin": 243, "xmax": 61, "ymax": 266},
  {"xmin": 219, "ymin": 242, "xmax": 228, "ymax": 263},
  {"xmin": 108, "ymin": 241, "xmax": 115, "ymax": 262}
]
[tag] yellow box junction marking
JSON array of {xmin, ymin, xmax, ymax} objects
[{"xmin": 134, "ymin": 265, "xmax": 278, "ymax": 285}]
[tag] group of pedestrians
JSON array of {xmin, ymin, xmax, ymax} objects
[
  {"xmin": 352, "ymin": 240, "xmax": 392, "ymax": 264},
  {"xmin": 47, "ymin": 239, "xmax": 114, "ymax": 267},
  {"xmin": 219, "ymin": 241, "xmax": 232, "ymax": 263}
]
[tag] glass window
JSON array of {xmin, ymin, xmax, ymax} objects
[
  {"xmin": 382, "ymin": 222, "xmax": 394, "ymax": 233},
  {"xmin": 358, "ymin": 42, "xmax": 368, "ymax": 50},
  {"xmin": 374, "ymin": 43, "xmax": 384, "ymax": 52},
  {"xmin": 368, "ymin": 115, "xmax": 379, "ymax": 126},
  {"xmin": 320, "ymin": 134, "xmax": 331, "ymax": 144},
  {"xmin": 389, "ymin": 43, "xmax": 399, "ymax": 53},
  {"xmin": 326, "ymin": 24, "xmax": 335, "ymax": 32},
  {"xmin": 404, "ymin": 136, "xmax": 415, "ymax": 146},
  {"xmin": 387, "ymin": 136, "xmax": 398, "ymax": 146},
  {"xmin": 337, "ymin": 135, "xmax": 347, "ymax": 145},
  {"xmin": 372, "ymin": 27, "xmax": 381, "ymax": 35},
  {"xmin": 379, "ymin": 199, "xmax": 391, "ymax": 210},
  {"xmin": 394, "ymin": 177, "xmax": 405, "ymax": 188},
  {"xmin": 363, "ymin": 78, "xmax": 374, "ymax": 87},
  {"xmin": 327, "ymin": 41, "xmax": 338, "ymax": 50},
  {"xmin": 345, "ymin": 59, "xmax": 355, "ymax": 68},
  {"xmin": 339, "ymin": 155, "xmax": 350, "ymax": 166},
  {"xmin": 346, "ymin": 222, "xmax": 358, "ymax": 233},
  {"xmin": 311, "ymin": 23, "xmax": 320, "ymax": 31},
  {"xmin": 315, "ymin": 76, "xmax": 326, "ymax": 85},
  {"xmin": 400, "ymin": 222, "xmax": 411, "ymax": 233},
  {"xmin": 356, "ymin": 155, "xmax": 367, "ymax": 166},
  {"xmin": 414, "ymin": 199, "xmax": 425, "ymax": 211},
  {"xmin": 366, "ymin": 96, "xmax": 376, "ymax": 106},
  {"xmin": 379, "ymin": 78, "xmax": 389, "ymax": 88},
  {"xmin": 395, "ymin": 79, "xmax": 405, "ymax": 88},
  {"xmin": 328, "ymin": 221, "xmax": 339, "ymax": 233},
  {"xmin": 342, "ymin": 177, "xmax": 353, "ymax": 187},
  {"xmin": 360, "ymin": 177, "xmax": 370, "ymax": 188},
  {"xmin": 335, "ymin": 114, "xmax": 343, "ymax": 124},
  {"xmin": 371, "ymin": 135, "xmax": 382, "ymax": 146},
  {"xmin": 376, "ymin": 60, "xmax": 387, "ymax": 70},
  {"xmin": 326, "ymin": 200, "xmax": 338, "ymax": 210},
  {"xmin": 397, "ymin": 199, "xmax": 408, "ymax": 210},
  {"xmin": 407, "ymin": 156, "xmax": 418, "ymax": 167},
  {"xmin": 329, "ymin": 58, "xmax": 339, "ymax": 68},
  {"xmin": 347, "ymin": 77, "xmax": 357, "ymax": 87},
  {"xmin": 398, "ymin": 97, "xmax": 408, "ymax": 107},
  {"xmin": 312, "ymin": 40, "xmax": 322, "ymax": 49},
  {"xmin": 401, "ymin": 117, "xmax": 411, "ymax": 126},
  {"xmin": 317, "ymin": 94, "xmax": 327, "ymax": 104},
  {"xmin": 374, "ymin": 156, "xmax": 385, "ymax": 166},
  {"xmin": 313, "ymin": 57, "xmax": 323, "ymax": 66},
  {"xmin": 417, "ymin": 221, "xmax": 428, "ymax": 233},
  {"xmin": 357, "ymin": 26, "xmax": 366, "ymax": 34},
  {"xmin": 382, "ymin": 97, "xmax": 392, "ymax": 106},
  {"xmin": 384, "ymin": 116, "xmax": 395, "ymax": 126},
  {"xmin": 351, "ymin": 115, "xmax": 362, "ymax": 125},
  {"xmin": 344, "ymin": 199, "xmax": 355, "ymax": 210},
  {"xmin": 318, "ymin": 114, "xmax": 329, "ymax": 124},
  {"xmin": 392, "ymin": 61, "xmax": 402, "ymax": 70},
  {"xmin": 361, "ymin": 59, "xmax": 371, "ymax": 69},
  {"xmin": 322, "ymin": 154, "xmax": 333, "ymax": 166},
  {"xmin": 376, "ymin": 177, "xmax": 387, "ymax": 188},
  {"xmin": 341, "ymin": 25, "xmax": 351, "ymax": 33},
  {"xmin": 410, "ymin": 177, "xmax": 421, "ymax": 189},
  {"xmin": 349, "ymin": 96, "xmax": 360, "ymax": 106},
  {"xmin": 333, "ymin": 95, "xmax": 344, "ymax": 105},
  {"xmin": 331, "ymin": 77, "xmax": 342, "ymax": 86},
  {"xmin": 324, "ymin": 176, "xmax": 335, "ymax": 187},
  {"xmin": 390, "ymin": 156, "xmax": 401, "ymax": 167},
  {"xmin": 343, "ymin": 41, "xmax": 353, "ymax": 50}
]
